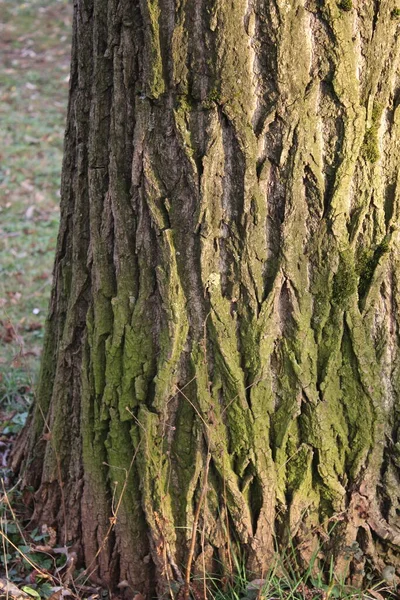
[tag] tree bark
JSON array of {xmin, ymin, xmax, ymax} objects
[{"xmin": 13, "ymin": 0, "xmax": 400, "ymax": 595}]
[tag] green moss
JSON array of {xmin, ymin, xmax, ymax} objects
[
  {"xmin": 146, "ymin": 0, "xmax": 165, "ymax": 98},
  {"xmin": 213, "ymin": 0, "xmax": 254, "ymax": 127},
  {"xmin": 362, "ymin": 128, "xmax": 379, "ymax": 163},
  {"xmin": 177, "ymin": 94, "xmax": 193, "ymax": 112},
  {"xmin": 362, "ymin": 102, "xmax": 383, "ymax": 163},
  {"xmin": 202, "ymin": 86, "xmax": 221, "ymax": 109},
  {"xmin": 171, "ymin": 23, "xmax": 188, "ymax": 90},
  {"xmin": 309, "ymin": 249, "xmax": 334, "ymax": 342},
  {"xmin": 332, "ymin": 251, "xmax": 357, "ymax": 305},
  {"xmin": 356, "ymin": 249, "xmax": 374, "ymax": 297},
  {"xmin": 338, "ymin": 0, "xmax": 352, "ymax": 11},
  {"xmin": 372, "ymin": 102, "xmax": 384, "ymax": 123},
  {"xmin": 169, "ymin": 391, "xmax": 200, "ymax": 537},
  {"xmin": 206, "ymin": 317, "xmax": 253, "ymax": 461},
  {"xmin": 391, "ymin": 8, "xmax": 400, "ymax": 18},
  {"xmin": 316, "ymin": 307, "xmax": 343, "ymax": 385},
  {"xmin": 357, "ymin": 238, "xmax": 390, "ymax": 299},
  {"xmin": 299, "ymin": 398, "xmax": 349, "ymax": 509},
  {"xmin": 339, "ymin": 334, "xmax": 374, "ymax": 477},
  {"xmin": 173, "ymin": 105, "xmax": 195, "ymax": 158},
  {"xmin": 139, "ymin": 229, "xmax": 190, "ymax": 415},
  {"xmin": 285, "ymin": 424, "xmax": 311, "ymax": 492},
  {"xmin": 136, "ymin": 407, "xmax": 177, "ymax": 549}
]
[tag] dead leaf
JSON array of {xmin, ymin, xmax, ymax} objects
[
  {"xmin": 0, "ymin": 321, "xmax": 17, "ymax": 343},
  {"xmin": 20, "ymin": 180, "xmax": 34, "ymax": 192},
  {"xmin": 33, "ymin": 544, "xmax": 54, "ymax": 553},
  {"xmin": 6, "ymin": 291, "xmax": 22, "ymax": 304},
  {"xmin": 25, "ymin": 205, "xmax": 35, "ymax": 219},
  {"xmin": 47, "ymin": 591, "xmax": 63, "ymax": 600},
  {"xmin": 55, "ymin": 551, "xmax": 77, "ymax": 585},
  {"xmin": 34, "ymin": 191, "xmax": 45, "ymax": 202},
  {"xmin": 26, "ymin": 322, "xmax": 43, "ymax": 332},
  {"xmin": 0, "ymin": 578, "xmax": 30, "ymax": 599},
  {"xmin": 367, "ymin": 589, "xmax": 385, "ymax": 600},
  {"xmin": 22, "ymin": 346, "xmax": 42, "ymax": 357},
  {"xmin": 47, "ymin": 526, "xmax": 57, "ymax": 547}
]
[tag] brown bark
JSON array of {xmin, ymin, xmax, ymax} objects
[{"xmin": 13, "ymin": 0, "xmax": 400, "ymax": 595}]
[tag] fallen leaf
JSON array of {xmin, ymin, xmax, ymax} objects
[
  {"xmin": 25, "ymin": 322, "xmax": 42, "ymax": 332},
  {"xmin": 0, "ymin": 578, "xmax": 30, "ymax": 599},
  {"xmin": 47, "ymin": 591, "xmax": 62, "ymax": 600},
  {"xmin": 20, "ymin": 180, "xmax": 34, "ymax": 192},
  {"xmin": 25, "ymin": 205, "xmax": 35, "ymax": 219},
  {"xmin": 22, "ymin": 586, "xmax": 41, "ymax": 599},
  {"xmin": 368, "ymin": 590, "xmax": 385, "ymax": 600},
  {"xmin": 47, "ymin": 525, "xmax": 57, "ymax": 547},
  {"xmin": 24, "ymin": 135, "xmax": 41, "ymax": 144},
  {"xmin": 0, "ymin": 321, "xmax": 17, "ymax": 343}
]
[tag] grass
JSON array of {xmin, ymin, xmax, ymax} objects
[
  {"xmin": 206, "ymin": 546, "xmax": 396, "ymax": 600},
  {"xmin": 0, "ymin": 496, "xmax": 397, "ymax": 600},
  {"xmin": 0, "ymin": 1, "xmax": 71, "ymax": 591},
  {"xmin": 0, "ymin": 0, "xmax": 71, "ymax": 387}
]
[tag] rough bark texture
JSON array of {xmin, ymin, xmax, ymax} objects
[{"xmin": 13, "ymin": 0, "xmax": 400, "ymax": 595}]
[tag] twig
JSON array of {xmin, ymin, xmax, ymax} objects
[
  {"xmin": 1, "ymin": 478, "xmax": 28, "ymax": 547},
  {"xmin": 221, "ymin": 375, "xmax": 267, "ymax": 417},
  {"xmin": 173, "ymin": 385, "xmax": 209, "ymax": 430},
  {"xmin": 0, "ymin": 530, "xmax": 49, "ymax": 578},
  {"xmin": 0, "ymin": 516, "xmax": 9, "ymax": 600}
]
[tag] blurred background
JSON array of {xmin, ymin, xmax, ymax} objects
[{"xmin": 0, "ymin": 0, "xmax": 72, "ymax": 430}]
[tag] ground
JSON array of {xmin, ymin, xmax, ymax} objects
[{"xmin": 0, "ymin": 0, "xmax": 70, "ymax": 417}]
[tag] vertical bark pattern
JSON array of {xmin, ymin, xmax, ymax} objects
[{"xmin": 14, "ymin": 0, "xmax": 400, "ymax": 593}]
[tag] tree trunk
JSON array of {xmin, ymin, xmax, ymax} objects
[{"xmin": 13, "ymin": 0, "xmax": 400, "ymax": 594}]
